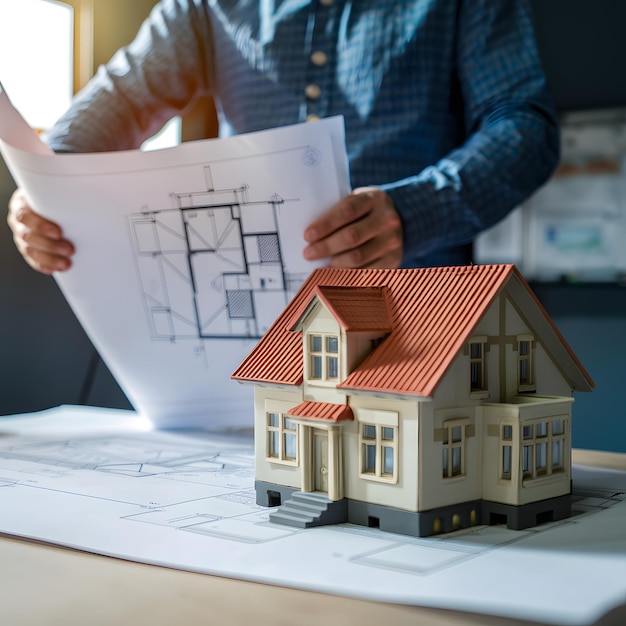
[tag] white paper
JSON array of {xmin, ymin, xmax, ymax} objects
[
  {"xmin": 0, "ymin": 87, "xmax": 350, "ymax": 427},
  {"xmin": 0, "ymin": 406, "xmax": 625, "ymax": 626}
]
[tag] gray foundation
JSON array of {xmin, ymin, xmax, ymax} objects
[{"xmin": 256, "ymin": 481, "xmax": 571, "ymax": 537}]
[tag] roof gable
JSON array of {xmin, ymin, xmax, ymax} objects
[
  {"xmin": 232, "ymin": 265, "xmax": 594, "ymax": 396},
  {"xmin": 290, "ymin": 285, "xmax": 392, "ymax": 333}
]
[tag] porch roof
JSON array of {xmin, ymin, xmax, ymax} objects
[{"xmin": 287, "ymin": 401, "xmax": 354, "ymax": 423}]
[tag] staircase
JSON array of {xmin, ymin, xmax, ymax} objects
[{"xmin": 270, "ymin": 491, "xmax": 348, "ymax": 528}]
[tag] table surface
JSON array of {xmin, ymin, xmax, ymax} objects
[{"xmin": 0, "ymin": 449, "xmax": 624, "ymax": 626}]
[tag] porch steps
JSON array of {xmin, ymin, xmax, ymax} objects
[{"xmin": 270, "ymin": 491, "xmax": 348, "ymax": 528}]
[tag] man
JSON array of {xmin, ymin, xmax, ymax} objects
[{"xmin": 7, "ymin": 0, "xmax": 559, "ymax": 274}]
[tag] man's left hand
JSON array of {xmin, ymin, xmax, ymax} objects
[{"xmin": 303, "ymin": 187, "xmax": 403, "ymax": 269}]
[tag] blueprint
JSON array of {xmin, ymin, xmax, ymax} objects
[
  {"xmin": 0, "ymin": 406, "xmax": 625, "ymax": 626},
  {"xmin": 0, "ymin": 86, "xmax": 350, "ymax": 427}
]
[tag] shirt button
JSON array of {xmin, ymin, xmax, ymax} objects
[
  {"xmin": 306, "ymin": 115, "xmax": 321, "ymax": 122},
  {"xmin": 305, "ymin": 84, "xmax": 322, "ymax": 99},
  {"xmin": 310, "ymin": 51, "xmax": 328, "ymax": 66}
]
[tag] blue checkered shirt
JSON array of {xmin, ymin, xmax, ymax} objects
[{"xmin": 46, "ymin": 0, "xmax": 559, "ymax": 267}]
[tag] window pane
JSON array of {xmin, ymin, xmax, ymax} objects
[
  {"xmin": 452, "ymin": 426, "xmax": 462, "ymax": 443},
  {"xmin": 326, "ymin": 336, "xmax": 338, "ymax": 353},
  {"xmin": 284, "ymin": 433, "xmax": 296, "ymax": 460},
  {"xmin": 519, "ymin": 341, "xmax": 530, "ymax": 356},
  {"xmin": 502, "ymin": 445, "xmax": 512, "ymax": 478},
  {"xmin": 363, "ymin": 444, "xmax": 376, "ymax": 472},
  {"xmin": 268, "ymin": 413, "xmax": 279, "ymax": 427},
  {"xmin": 310, "ymin": 335, "xmax": 322, "ymax": 352},
  {"xmin": 452, "ymin": 446, "xmax": 462, "ymax": 475},
  {"xmin": 327, "ymin": 356, "xmax": 338, "ymax": 379},
  {"xmin": 442, "ymin": 448, "xmax": 449, "ymax": 478},
  {"xmin": 519, "ymin": 358, "xmax": 530, "ymax": 385},
  {"xmin": 269, "ymin": 431, "xmax": 279, "ymax": 457},
  {"xmin": 470, "ymin": 343, "xmax": 482, "ymax": 359},
  {"xmin": 382, "ymin": 427, "xmax": 394, "ymax": 441},
  {"xmin": 553, "ymin": 440, "xmax": 563, "ymax": 467},
  {"xmin": 470, "ymin": 362, "xmax": 482, "ymax": 388},
  {"xmin": 552, "ymin": 419, "xmax": 564, "ymax": 435},
  {"xmin": 523, "ymin": 425, "xmax": 533, "ymax": 440},
  {"xmin": 502, "ymin": 425, "xmax": 513, "ymax": 441},
  {"xmin": 383, "ymin": 446, "xmax": 394, "ymax": 475},
  {"xmin": 523, "ymin": 445, "xmax": 532, "ymax": 474},
  {"xmin": 536, "ymin": 442, "xmax": 547, "ymax": 473},
  {"xmin": 536, "ymin": 422, "xmax": 548, "ymax": 438},
  {"xmin": 311, "ymin": 355, "xmax": 322, "ymax": 378},
  {"xmin": 363, "ymin": 424, "xmax": 376, "ymax": 439},
  {"xmin": 0, "ymin": 0, "xmax": 72, "ymax": 129},
  {"xmin": 142, "ymin": 117, "xmax": 181, "ymax": 151}
]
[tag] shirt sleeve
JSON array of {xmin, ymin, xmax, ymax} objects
[
  {"xmin": 44, "ymin": 0, "xmax": 214, "ymax": 153},
  {"xmin": 382, "ymin": 0, "xmax": 560, "ymax": 267}
]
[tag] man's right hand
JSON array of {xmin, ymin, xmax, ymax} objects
[{"xmin": 7, "ymin": 188, "xmax": 75, "ymax": 274}]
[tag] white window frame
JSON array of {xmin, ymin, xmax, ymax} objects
[
  {"xmin": 307, "ymin": 333, "xmax": 340, "ymax": 383},
  {"xmin": 442, "ymin": 418, "xmax": 469, "ymax": 479},
  {"xmin": 358, "ymin": 410, "xmax": 398, "ymax": 484},
  {"xmin": 521, "ymin": 417, "xmax": 567, "ymax": 481},
  {"xmin": 266, "ymin": 411, "xmax": 299, "ymax": 466}
]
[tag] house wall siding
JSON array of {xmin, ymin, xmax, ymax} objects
[{"xmin": 503, "ymin": 297, "xmax": 572, "ymax": 399}]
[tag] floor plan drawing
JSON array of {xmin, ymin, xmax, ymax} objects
[
  {"xmin": 128, "ymin": 157, "xmax": 311, "ymax": 342},
  {"xmin": 0, "ymin": 113, "xmax": 350, "ymax": 425}
]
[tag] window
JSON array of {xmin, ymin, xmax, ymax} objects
[
  {"xmin": 501, "ymin": 424, "xmax": 513, "ymax": 480},
  {"xmin": 0, "ymin": 0, "xmax": 73, "ymax": 130},
  {"xmin": 517, "ymin": 335, "xmax": 535, "ymax": 391},
  {"xmin": 442, "ymin": 420, "xmax": 467, "ymax": 479},
  {"xmin": 521, "ymin": 418, "xmax": 567, "ymax": 481},
  {"xmin": 308, "ymin": 333, "xmax": 339, "ymax": 382},
  {"xmin": 266, "ymin": 412, "xmax": 298, "ymax": 464},
  {"xmin": 359, "ymin": 422, "xmax": 397, "ymax": 482},
  {"xmin": 469, "ymin": 337, "xmax": 487, "ymax": 393}
]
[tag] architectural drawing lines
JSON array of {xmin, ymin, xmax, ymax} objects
[{"xmin": 128, "ymin": 161, "xmax": 303, "ymax": 342}]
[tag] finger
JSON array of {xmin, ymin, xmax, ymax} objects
[
  {"xmin": 304, "ymin": 198, "xmax": 401, "ymax": 262},
  {"xmin": 8, "ymin": 200, "xmax": 63, "ymax": 241},
  {"xmin": 14, "ymin": 233, "xmax": 74, "ymax": 274},
  {"xmin": 328, "ymin": 227, "xmax": 403, "ymax": 269},
  {"xmin": 8, "ymin": 189, "xmax": 74, "ymax": 273},
  {"xmin": 303, "ymin": 193, "xmax": 372, "ymax": 244}
]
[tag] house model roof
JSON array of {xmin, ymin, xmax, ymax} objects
[{"xmin": 232, "ymin": 264, "xmax": 594, "ymax": 397}]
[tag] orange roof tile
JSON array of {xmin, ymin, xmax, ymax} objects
[
  {"xmin": 232, "ymin": 265, "xmax": 594, "ymax": 396},
  {"xmin": 309, "ymin": 286, "xmax": 392, "ymax": 332},
  {"xmin": 287, "ymin": 401, "xmax": 354, "ymax": 423}
]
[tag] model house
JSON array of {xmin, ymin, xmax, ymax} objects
[{"xmin": 232, "ymin": 264, "xmax": 594, "ymax": 537}]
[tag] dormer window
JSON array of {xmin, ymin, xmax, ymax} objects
[{"xmin": 309, "ymin": 334, "xmax": 339, "ymax": 381}]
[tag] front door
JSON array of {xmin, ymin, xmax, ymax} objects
[{"xmin": 313, "ymin": 429, "xmax": 329, "ymax": 493}]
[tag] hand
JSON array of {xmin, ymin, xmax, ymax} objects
[
  {"xmin": 7, "ymin": 188, "xmax": 75, "ymax": 274},
  {"xmin": 303, "ymin": 187, "xmax": 403, "ymax": 269}
]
